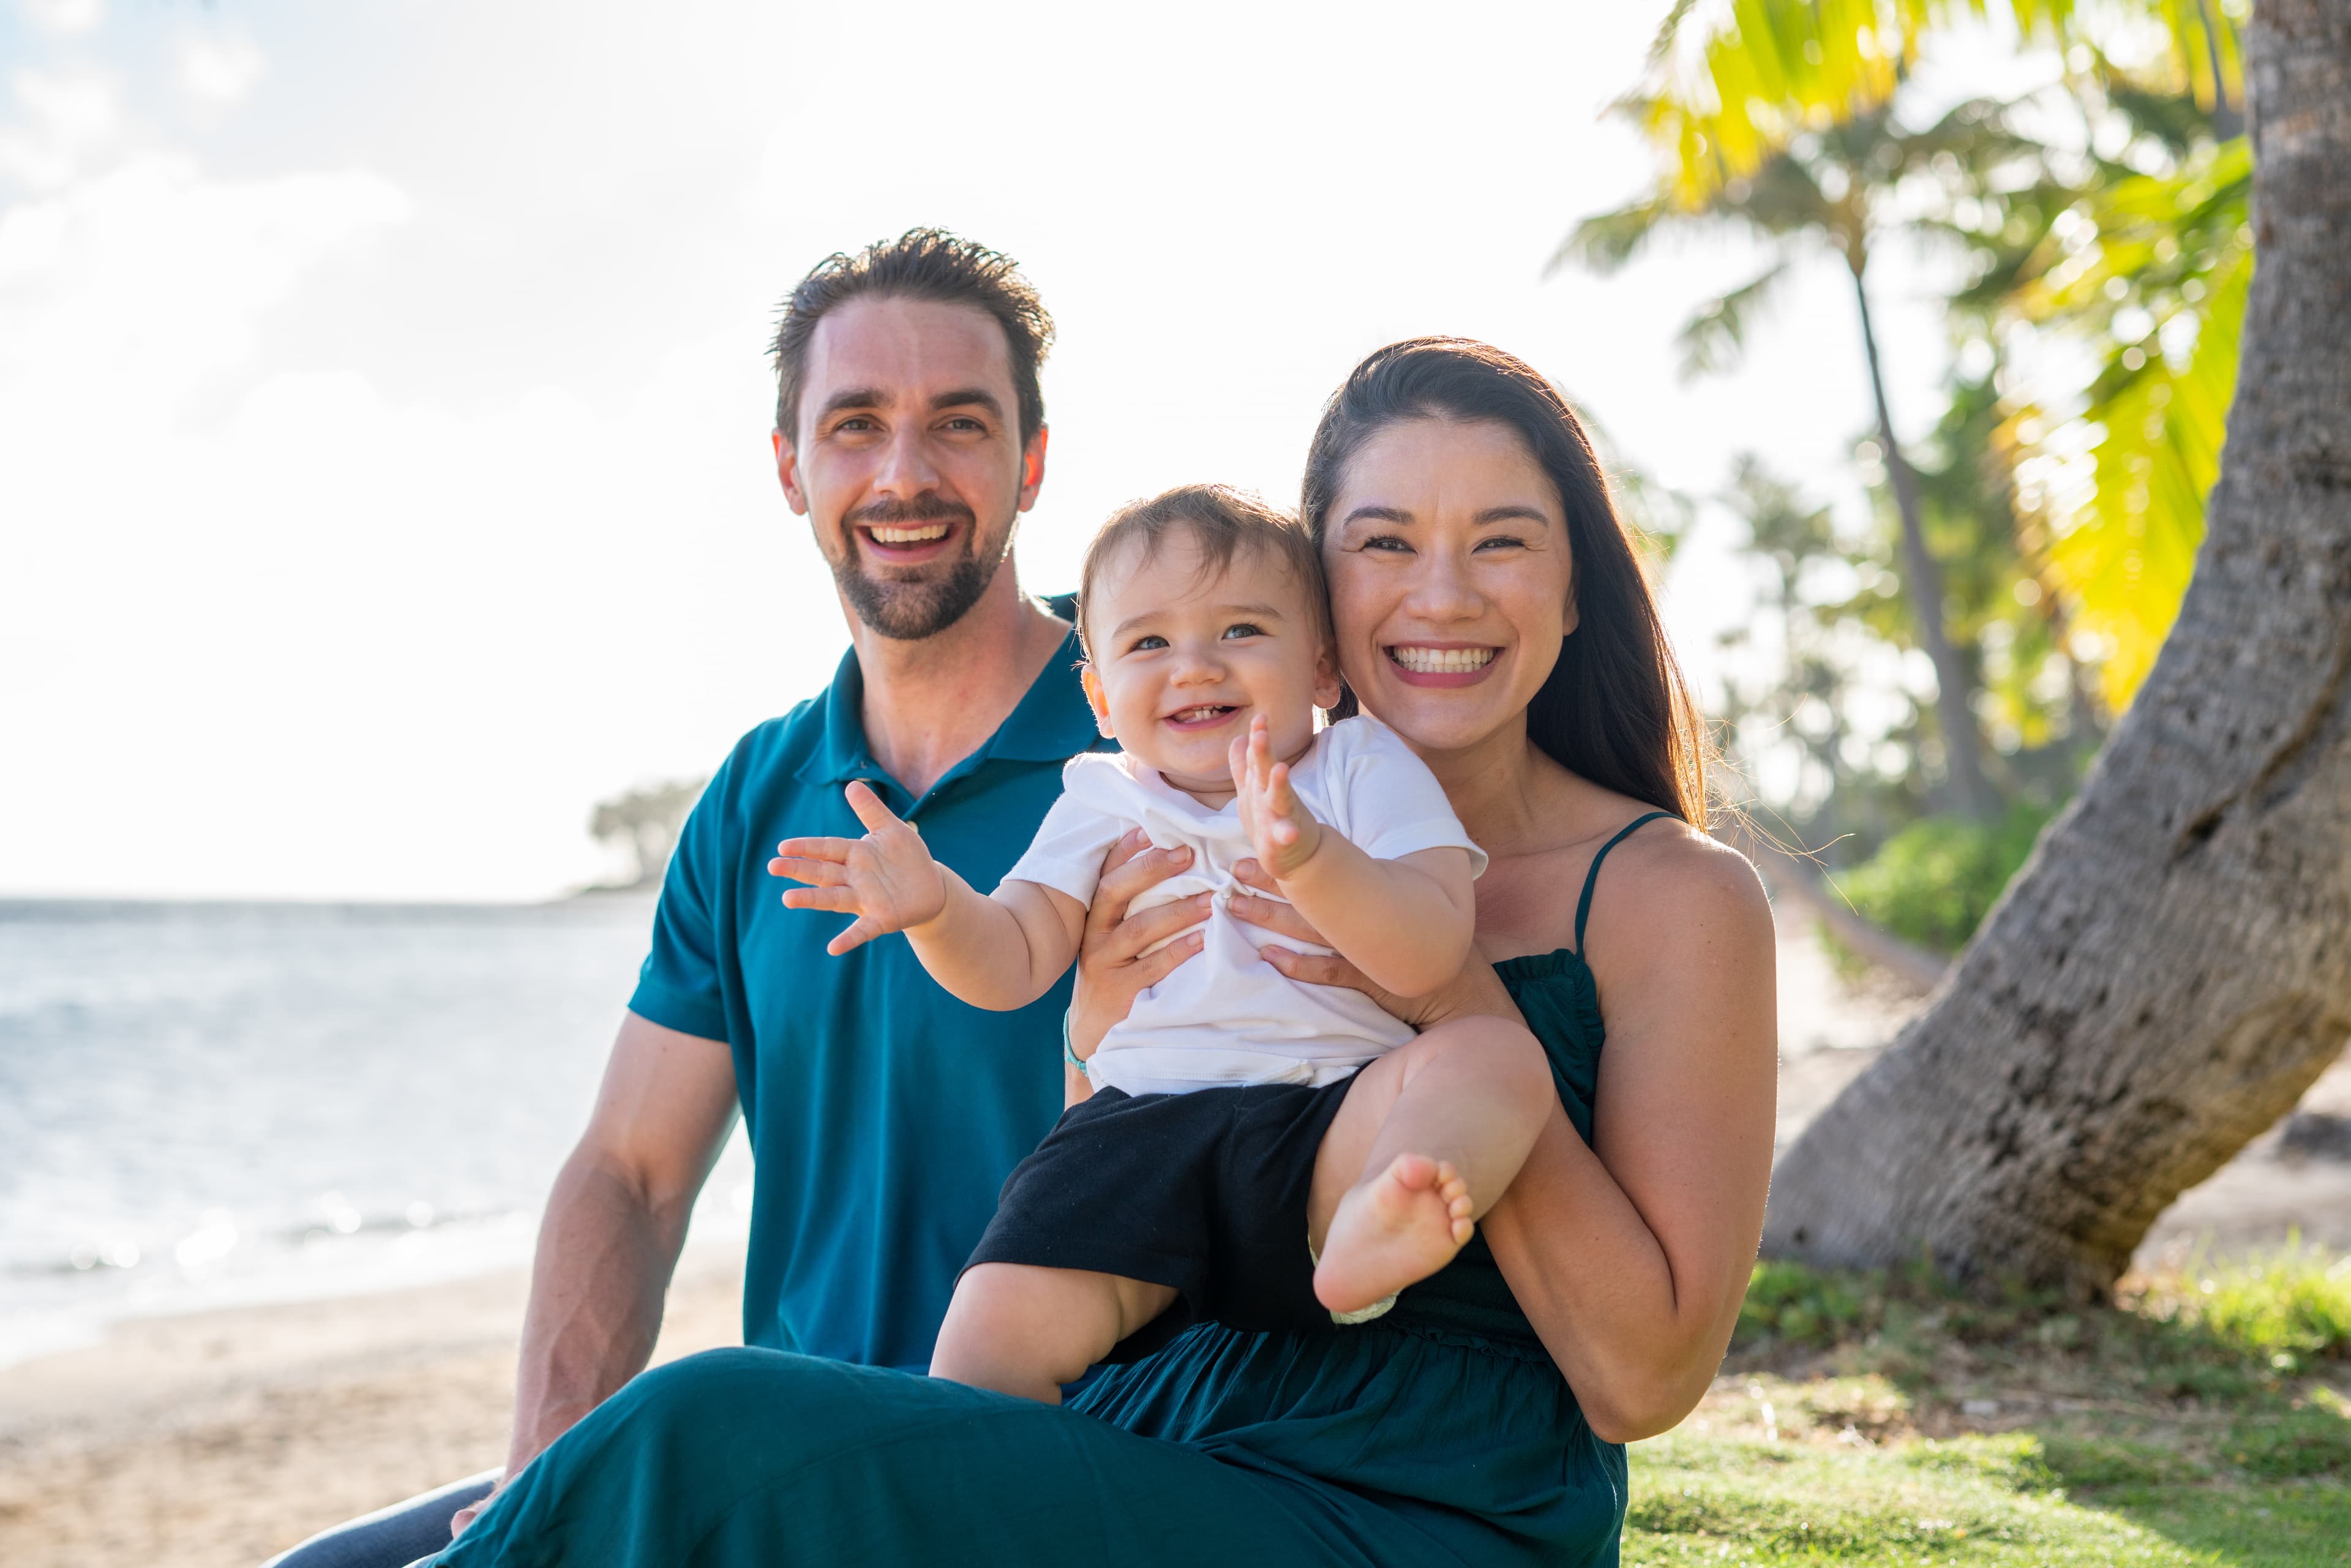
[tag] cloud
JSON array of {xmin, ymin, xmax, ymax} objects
[
  {"xmin": 0, "ymin": 69, "xmax": 119, "ymax": 190},
  {"xmin": 0, "ymin": 152, "xmax": 411, "ymax": 424},
  {"xmin": 18, "ymin": 0, "xmax": 101, "ymax": 36},
  {"xmin": 181, "ymin": 32, "xmax": 267, "ymax": 106}
]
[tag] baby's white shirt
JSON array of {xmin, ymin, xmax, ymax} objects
[{"xmin": 1003, "ymin": 715, "xmax": 1487, "ymax": 1097}]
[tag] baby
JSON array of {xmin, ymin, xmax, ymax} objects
[{"xmin": 770, "ymin": 484, "xmax": 1553, "ymax": 1402}]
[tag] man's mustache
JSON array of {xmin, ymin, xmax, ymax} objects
[{"xmin": 844, "ymin": 497, "xmax": 977, "ymax": 530}]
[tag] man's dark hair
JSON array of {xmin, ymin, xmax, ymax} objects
[
  {"xmin": 1076, "ymin": 484, "xmax": 1331, "ymax": 659},
  {"xmin": 770, "ymin": 228, "xmax": 1055, "ymax": 446}
]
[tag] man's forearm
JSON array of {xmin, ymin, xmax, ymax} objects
[{"xmin": 503, "ymin": 1147, "xmax": 695, "ymax": 1478}]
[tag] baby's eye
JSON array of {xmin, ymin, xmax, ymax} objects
[
  {"xmin": 1221, "ymin": 623, "xmax": 1265, "ymax": 640},
  {"xmin": 1129, "ymin": 634, "xmax": 1169, "ymax": 652}
]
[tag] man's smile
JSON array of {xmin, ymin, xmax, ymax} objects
[{"xmin": 853, "ymin": 514, "xmax": 966, "ymax": 563}]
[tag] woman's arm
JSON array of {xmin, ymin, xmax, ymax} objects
[
  {"xmin": 1477, "ymin": 835, "xmax": 1776, "ymax": 1442},
  {"xmin": 1237, "ymin": 839, "xmax": 1777, "ymax": 1443}
]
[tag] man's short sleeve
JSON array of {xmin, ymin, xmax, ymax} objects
[
  {"xmin": 629, "ymin": 757, "xmax": 735, "ymax": 1044},
  {"xmin": 1333, "ymin": 719, "xmax": 1490, "ymax": 878},
  {"xmin": 999, "ymin": 761, "xmax": 1128, "ymax": 909}
]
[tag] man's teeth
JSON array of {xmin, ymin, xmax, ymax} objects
[
  {"xmin": 868, "ymin": 523, "xmax": 950, "ymax": 544},
  {"xmin": 1389, "ymin": 647, "xmax": 1498, "ymax": 673}
]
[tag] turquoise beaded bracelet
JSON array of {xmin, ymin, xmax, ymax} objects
[{"xmin": 1062, "ymin": 1010, "xmax": 1089, "ymax": 1076}]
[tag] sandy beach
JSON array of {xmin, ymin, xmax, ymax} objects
[{"xmin": 7, "ymin": 913, "xmax": 2346, "ymax": 1568}]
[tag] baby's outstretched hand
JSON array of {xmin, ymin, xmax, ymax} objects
[
  {"xmin": 768, "ymin": 782, "xmax": 946, "ymax": 955},
  {"xmin": 1229, "ymin": 714, "xmax": 1322, "ymax": 880}
]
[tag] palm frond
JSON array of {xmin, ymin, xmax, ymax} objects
[
  {"xmin": 1674, "ymin": 260, "xmax": 1793, "ymax": 380},
  {"xmin": 2041, "ymin": 246, "xmax": 2246, "ymax": 708},
  {"xmin": 1549, "ymin": 191, "xmax": 1679, "ymax": 277},
  {"xmin": 1629, "ymin": 0, "xmax": 2228, "ymax": 207}
]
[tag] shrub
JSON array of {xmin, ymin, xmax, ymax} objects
[
  {"xmin": 2195, "ymin": 1244, "xmax": 2351, "ymax": 1370},
  {"xmin": 1830, "ymin": 804, "xmax": 2057, "ymax": 953}
]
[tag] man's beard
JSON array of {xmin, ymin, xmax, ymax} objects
[{"xmin": 831, "ymin": 497, "xmax": 1008, "ymax": 642}]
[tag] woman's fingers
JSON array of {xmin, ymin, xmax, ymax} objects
[
  {"xmin": 1104, "ymin": 895, "xmax": 1213, "ymax": 962},
  {"xmin": 1090, "ymin": 839, "xmax": 1193, "ymax": 929},
  {"xmin": 1231, "ymin": 857, "xmax": 1277, "ymax": 893},
  {"xmin": 1260, "ymin": 943, "xmax": 1374, "ymax": 994},
  {"xmin": 1126, "ymin": 931, "xmax": 1205, "ymax": 989},
  {"xmin": 1227, "ymin": 892, "xmax": 1324, "ymax": 945}
]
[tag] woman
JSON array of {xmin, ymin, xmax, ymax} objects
[{"xmin": 431, "ymin": 339, "xmax": 1775, "ymax": 1568}]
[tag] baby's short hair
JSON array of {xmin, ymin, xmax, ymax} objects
[{"xmin": 1075, "ymin": 484, "xmax": 1332, "ymax": 659}]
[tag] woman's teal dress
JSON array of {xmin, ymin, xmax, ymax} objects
[{"xmin": 432, "ymin": 817, "xmax": 1670, "ymax": 1568}]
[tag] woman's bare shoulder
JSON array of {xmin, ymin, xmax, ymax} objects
[{"xmin": 1586, "ymin": 816, "xmax": 1774, "ymax": 980}]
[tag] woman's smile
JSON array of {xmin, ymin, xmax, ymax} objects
[{"xmin": 1384, "ymin": 643, "xmax": 1502, "ymax": 685}]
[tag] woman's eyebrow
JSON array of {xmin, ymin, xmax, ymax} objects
[
  {"xmin": 1474, "ymin": 505, "xmax": 1553, "ymax": 526},
  {"xmin": 1341, "ymin": 505, "xmax": 1413, "ymax": 526}
]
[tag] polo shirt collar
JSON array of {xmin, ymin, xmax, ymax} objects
[{"xmin": 797, "ymin": 622, "xmax": 1098, "ymax": 791}]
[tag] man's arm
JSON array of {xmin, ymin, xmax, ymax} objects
[{"xmin": 452, "ymin": 1010, "xmax": 740, "ymax": 1536}]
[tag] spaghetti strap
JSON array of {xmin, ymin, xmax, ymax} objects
[{"xmin": 1572, "ymin": 810, "xmax": 1676, "ymax": 955}]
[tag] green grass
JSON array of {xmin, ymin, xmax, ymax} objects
[{"xmin": 1626, "ymin": 1249, "xmax": 2351, "ymax": 1566}]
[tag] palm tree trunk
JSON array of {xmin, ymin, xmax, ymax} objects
[
  {"xmin": 1848, "ymin": 263, "xmax": 2000, "ymax": 819},
  {"xmin": 1764, "ymin": 0, "xmax": 2351, "ymax": 1297}
]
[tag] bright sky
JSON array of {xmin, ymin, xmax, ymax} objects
[{"xmin": 2, "ymin": 0, "xmax": 1987, "ymax": 902}]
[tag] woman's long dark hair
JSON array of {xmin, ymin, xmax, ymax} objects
[{"xmin": 1302, "ymin": 337, "xmax": 1707, "ymax": 825}]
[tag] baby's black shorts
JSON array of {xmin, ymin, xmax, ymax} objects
[{"xmin": 961, "ymin": 1074, "xmax": 1360, "ymax": 1362}]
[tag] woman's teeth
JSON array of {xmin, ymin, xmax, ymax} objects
[
  {"xmin": 1388, "ymin": 647, "xmax": 1498, "ymax": 673},
  {"xmin": 868, "ymin": 523, "xmax": 950, "ymax": 544}
]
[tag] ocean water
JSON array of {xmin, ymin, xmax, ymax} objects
[{"xmin": 0, "ymin": 897, "xmax": 752, "ymax": 1368}]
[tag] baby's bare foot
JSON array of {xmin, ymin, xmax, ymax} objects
[{"xmin": 1313, "ymin": 1153, "xmax": 1474, "ymax": 1315}]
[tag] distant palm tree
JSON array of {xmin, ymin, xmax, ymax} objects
[
  {"xmin": 1603, "ymin": 0, "xmax": 2249, "ymax": 717},
  {"xmin": 1558, "ymin": 97, "xmax": 2038, "ymax": 817}
]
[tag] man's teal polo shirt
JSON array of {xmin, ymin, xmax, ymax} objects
[{"xmin": 628, "ymin": 609, "xmax": 1103, "ymax": 1371}]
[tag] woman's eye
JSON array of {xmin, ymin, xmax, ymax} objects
[
  {"xmin": 1475, "ymin": 535, "xmax": 1526, "ymax": 551},
  {"xmin": 1221, "ymin": 623, "xmax": 1264, "ymax": 640},
  {"xmin": 1360, "ymin": 535, "xmax": 1411, "ymax": 553}
]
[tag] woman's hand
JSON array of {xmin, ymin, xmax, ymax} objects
[
  {"xmin": 1067, "ymin": 830, "xmax": 1210, "ymax": 1059},
  {"xmin": 1230, "ymin": 860, "xmax": 1524, "ymax": 1031}
]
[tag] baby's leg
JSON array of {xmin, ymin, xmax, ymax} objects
[
  {"xmin": 929, "ymin": 1263, "xmax": 1177, "ymax": 1403},
  {"xmin": 1308, "ymin": 1018, "xmax": 1554, "ymax": 1315}
]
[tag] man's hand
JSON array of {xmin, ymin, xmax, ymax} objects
[
  {"xmin": 769, "ymin": 782, "xmax": 947, "ymax": 955},
  {"xmin": 451, "ymin": 1486, "xmax": 500, "ymax": 1540},
  {"xmin": 1228, "ymin": 715, "xmax": 1323, "ymax": 880}
]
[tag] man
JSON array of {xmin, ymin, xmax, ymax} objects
[{"xmin": 271, "ymin": 229, "xmax": 1196, "ymax": 1568}]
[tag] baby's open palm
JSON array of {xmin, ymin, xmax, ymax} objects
[
  {"xmin": 768, "ymin": 782, "xmax": 946, "ymax": 955},
  {"xmin": 1229, "ymin": 714, "xmax": 1324, "ymax": 880}
]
